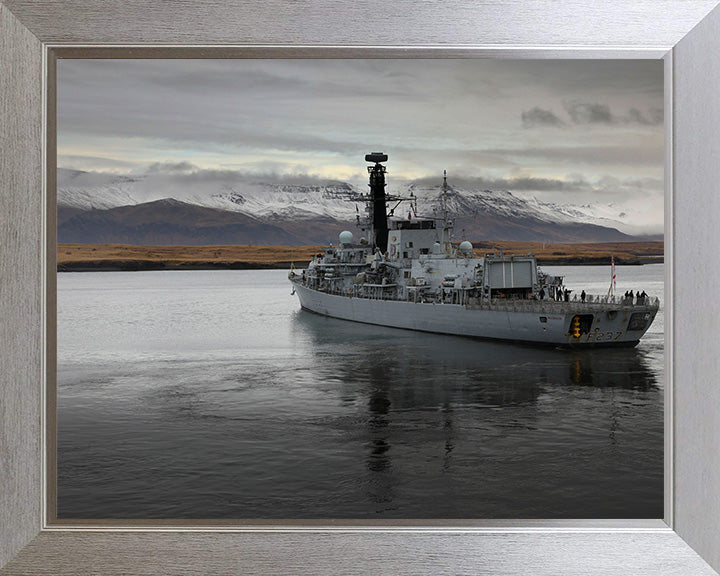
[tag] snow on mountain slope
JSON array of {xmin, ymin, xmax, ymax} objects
[
  {"xmin": 404, "ymin": 183, "xmax": 638, "ymax": 234},
  {"xmin": 57, "ymin": 168, "xmax": 360, "ymax": 220},
  {"xmin": 406, "ymin": 183, "xmax": 568, "ymax": 224},
  {"xmin": 58, "ymin": 169, "xmax": 142, "ymax": 210},
  {"xmin": 57, "ymin": 168, "xmax": 641, "ymax": 236}
]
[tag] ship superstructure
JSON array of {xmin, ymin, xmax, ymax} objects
[{"xmin": 289, "ymin": 153, "xmax": 659, "ymax": 347}]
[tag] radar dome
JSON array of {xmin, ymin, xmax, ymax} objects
[
  {"xmin": 339, "ymin": 230, "xmax": 354, "ymax": 245},
  {"xmin": 459, "ymin": 241, "xmax": 473, "ymax": 255}
]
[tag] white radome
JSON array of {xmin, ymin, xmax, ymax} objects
[
  {"xmin": 339, "ymin": 230, "xmax": 354, "ymax": 245},
  {"xmin": 459, "ymin": 241, "xmax": 473, "ymax": 255}
]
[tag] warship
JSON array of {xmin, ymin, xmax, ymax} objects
[{"xmin": 289, "ymin": 153, "xmax": 659, "ymax": 347}]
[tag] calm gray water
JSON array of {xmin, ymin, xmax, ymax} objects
[{"xmin": 57, "ymin": 264, "xmax": 664, "ymax": 519}]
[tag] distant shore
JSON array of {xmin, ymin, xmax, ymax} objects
[{"xmin": 56, "ymin": 241, "xmax": 664, "ymax": 272}]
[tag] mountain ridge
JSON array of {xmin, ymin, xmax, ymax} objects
[{"xmin": 57, "ymin": 168, "xmax": 662, "ymax": 246}]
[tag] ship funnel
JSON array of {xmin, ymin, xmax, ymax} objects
[{"xmin": 366, "ymin": 152, "xmax": 389, "ymax": 253}]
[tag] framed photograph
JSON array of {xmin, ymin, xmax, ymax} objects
[
  {"xmin": 52, "ymin": 56, "xmax": 666, "ymax": 524},
  {"xmin": 2, "ymin": 1, "xmax": 720, "ymax": 575}
]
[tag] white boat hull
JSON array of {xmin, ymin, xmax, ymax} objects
[{"xmin": 292, "ymin": 282, "xmax": 657, "ymax": 347}]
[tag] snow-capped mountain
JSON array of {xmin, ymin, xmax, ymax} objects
[
  {"xmin": 57, "ymin": 168, "xmax": 656, "ymax": 246},
  {"xmin": 57, "ymin": 169, "xmax": 141, "ymax": 210},
  {"xmin": 57, "ymin": 168, "xmax": 358, "ymax": 220}
]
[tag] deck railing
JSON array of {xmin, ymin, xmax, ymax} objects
[
  {"xmin": 479, "ymin": 294, "xmax": 660, "ymax": 313},
  {"xmin": 290, "ymin": 275, "xmax": 660, "ymax": 311}
]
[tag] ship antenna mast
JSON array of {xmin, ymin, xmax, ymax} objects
[
  {"xmin": 441, "ymin": 169, "xmax": 453, "ymax": 255},
  {"xmin": 442, "ymin": 170, "xmax": 449, "ymax": 226}
]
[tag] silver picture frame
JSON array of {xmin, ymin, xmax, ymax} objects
[{"xmin": 2, "ymin": 1, "xmax": 720, "ymax": 574}]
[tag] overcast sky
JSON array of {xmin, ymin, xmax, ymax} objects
[{"xmin": 58, "ymin": 59, "xmax": 664, "ymax": 232}]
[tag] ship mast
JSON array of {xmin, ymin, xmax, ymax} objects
[
  {"xmin": 365, "ymin": 152, "xmax": 389, "ymax": 253},
  {"xmin": 441, "ymin": 169, "xmax": 453, "ymax": 255},
  {"xmin": 442, "ymin": 169, "xmax": 448, "ymax": 222}
]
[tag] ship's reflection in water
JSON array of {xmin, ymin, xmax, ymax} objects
[
  {"xmin": 295, "ymin": 308, "xmax": 658, "ymax": 400},
  {"xmin": 293, "ymin": 310, "xmax": 662, "ymax": 518}
]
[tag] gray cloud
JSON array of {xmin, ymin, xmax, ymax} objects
[
  {"xmin": 521, "ymin": 107, "xmax": 565, "ymax": 128},
  {"xmin": 563, "ymin": 101, "xmax": 614, "ymax": 125},
  {"xmin": 559, "ymin": 101, "xmax": 663, "ymax": 126},
  {"xmin": 412, "ymin": 175, "xmax": 591, "ymax": 193},
  {"xmin": 58, "ymin": 60, "xmax": 664, "ymax": 152},
  {"xmin": 627, "ymin": 107, "xmax": 663, "ymax": 126},
  {"xmin": 481, "ymin": 144, "xmax": 663, "ymax": 167},
  {"xmin": 57, "ymin": 154, "xmax": 140, "ymax": 171},
  {"xmin": 146, "ymin": 161, "xmax": 199, "ymax": 174},
  {"xmin": 177, "ymin": 169, "xmax": 345, "ymax": 186},
  {"xmin": 135, "ymin": 167, "xmax": 347, "ymax": 187}
]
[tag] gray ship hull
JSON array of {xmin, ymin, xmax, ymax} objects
[{"xmin": 293, "ymin": 282, "xmax": 656, "ymax": 347}]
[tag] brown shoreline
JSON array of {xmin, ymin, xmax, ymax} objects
[{"xmin": 57, "ymin": 241, "xmax": 664, "ymax": 271}]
